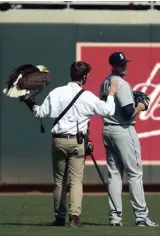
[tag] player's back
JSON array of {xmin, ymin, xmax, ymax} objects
[{"xmin": 99, "ymin": 74, "xmax": 135, "ymax": 125}]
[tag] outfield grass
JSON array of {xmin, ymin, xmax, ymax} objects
[{"xmin": 0, "ymin": 194, "xmax": 160, "ymax": 236}]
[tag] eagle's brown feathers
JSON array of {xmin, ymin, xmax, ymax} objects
[
  {"xmin": 17, "ymin": 71, "xmax": 50, "ymax": 90},
  {"xmin": 7, "ymin": 64, "xmax": 39, "ymax": 90},
  {"xmin": 2, "ymin": 64, "xmax": 50, "ymax": 100}
]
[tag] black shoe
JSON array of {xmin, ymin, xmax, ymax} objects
[{"xmin": 53, "ymin": 217, "xmax": 65, "ymax": 227}]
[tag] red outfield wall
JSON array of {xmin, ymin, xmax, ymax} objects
[{"xmin": 76, "ymin": 43, "xmax": 160, "ymax": 166}]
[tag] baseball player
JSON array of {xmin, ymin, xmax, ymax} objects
[
  {"xmin": 99, "ymin": 52, "xmax": 158, "ymax": 227},
  {"xmin": 25, "ymin": 61, "xmax": 118, "ymax": 228}
]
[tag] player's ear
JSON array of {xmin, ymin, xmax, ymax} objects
[{"xmin": 111, "ymin": 65, "xmax": 115, "ymax": 71}]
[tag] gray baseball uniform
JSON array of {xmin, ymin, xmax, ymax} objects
[{"xmin": 99, "ymin": 74, "xmax": 149, "ymax": 224}]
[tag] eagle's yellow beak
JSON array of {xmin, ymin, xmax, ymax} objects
[{"xmin": 36, "ymin": 65, "xmax": 49, "ymax": 73}]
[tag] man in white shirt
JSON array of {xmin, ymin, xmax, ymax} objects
[{"xmin": 25, "ymin": 61, "xmax": 118, "ymax": 228}]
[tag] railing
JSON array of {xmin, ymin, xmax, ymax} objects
[{"xmin": 0, "ymin": 1, "xmax": 160, "ymax": 11}]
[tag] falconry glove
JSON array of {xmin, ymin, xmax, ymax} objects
[{"xmin": 24, "ymin": 96, "xmax": 37, "ymax": 112}]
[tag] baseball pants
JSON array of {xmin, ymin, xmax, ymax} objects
[
  {"xmin": 102, "ymin": 124, "xmax": 149, "ymax": 224},
  {"xmin": 51, "ymin": 137, "xmax": 85, "ymax": 219}
]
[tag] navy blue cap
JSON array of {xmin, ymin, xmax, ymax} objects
[{"xmin": 109, "ymin": 52, "xmax": 130, "ymax": 66}]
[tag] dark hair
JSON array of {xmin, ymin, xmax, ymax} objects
[{"xmin": 70, "ymin": 61, "xmax": 91, "ymax": 81}]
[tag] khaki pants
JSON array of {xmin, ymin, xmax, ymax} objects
[{"xmin": 51, "ymin": 137, "xmax": 85, "ymax": 219}]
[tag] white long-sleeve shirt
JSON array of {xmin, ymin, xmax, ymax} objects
[{"xmin": 33, "ymin": 82, "xmax": 115, "ymax": 135}]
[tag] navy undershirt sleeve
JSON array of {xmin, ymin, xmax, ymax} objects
[{"xmin": 122, "ymin": 103, "xmax": 135, "ymax": 120}]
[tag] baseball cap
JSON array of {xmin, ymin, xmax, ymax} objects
[{"xmin": 109, "ymin": 52, "xmax": 130, "ymax": 66}]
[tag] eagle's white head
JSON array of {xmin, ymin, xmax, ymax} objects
[{"xmin": 36, "ymin": 65, "xmax": 49, "ymax": 73}]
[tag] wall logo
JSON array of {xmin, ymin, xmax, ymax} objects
[
  {"xmin": 133, "ymin": 63, "xmax": 160, "ymax": 138},
  {"xmin": 76, "ymin": 43, "xmax": 160, "ymax": 165}
]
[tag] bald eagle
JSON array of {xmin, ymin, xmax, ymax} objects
[{"xmin": 3, "ymin": 64, "xmax": 50, "ymax": 101}]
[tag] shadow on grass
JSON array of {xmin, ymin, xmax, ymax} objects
[
  {"xmin": 0, "ymin": 222, "xmax": 110, "ymax": 227},
  {"xmin": 81, "ymin": 222, "xmax": 109, "ymax": 226},
  {"xmin": 0, "ymin": 222, "xmax": 53, "ymax": 227}
]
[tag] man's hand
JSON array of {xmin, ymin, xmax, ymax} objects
[
  {"xmin": 85, "ymin": 140, "xmax": 94, "ymax": 156},
  {"xmin": 132, "ymin": 102, "xmax": 146, "ymax": 118},
  {"xmin": 108, "ymin": 79, "xmax": 118, "ymax": 96},
  {"xmin": 138, "ymin": 102, "xmax": 146, "ymax": 111}
]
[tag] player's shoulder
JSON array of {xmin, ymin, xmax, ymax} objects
[
  {"xmin": 120, "ymin": 79, "xmax": 131, "ymax": 88},
  {"xmin": 117, "ymin": 79, "xmax": 132, "ymax": 95},
  {"xmin": 101, "ymin": 74, "xmax": 122, "ymax": 85},
  {"xmin": 109, "ymin": 76, "xmax": 130, "ymax": 88}
]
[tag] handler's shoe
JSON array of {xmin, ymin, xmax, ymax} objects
[
  {"xmin": 110, "ymin": 222, "xmax": 123, "ymax": 226},
  {"xmin": 136, "ymin": 218, "xmax": 158, "ymax": 227},
  {"xmin": 53, "ymin": 217, "xmax": 65, "ymax": 227},
  {"xmin": 69, "ymin": 215, "xmax": 80, "ymax": 228}
]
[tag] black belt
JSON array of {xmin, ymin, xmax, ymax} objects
[{"xmin": 52, "ymin": 133, "xmax": 77, "ymax": 139}]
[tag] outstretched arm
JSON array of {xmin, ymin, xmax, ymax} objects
[
  {"xmin": 24, "ymin": 94, "xmax": 51, "ymax": 118},
  {"xmin": 32, "ymin": 95, "xmax": 51, "ymax": 118}
]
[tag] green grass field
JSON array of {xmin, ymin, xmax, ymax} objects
[{"xmin": 0, "ymin": 194, "xmax": 160, "ymax": 236}]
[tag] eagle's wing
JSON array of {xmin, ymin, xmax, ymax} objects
[
  {"xmin": 2, "ymin": 65, "xmax": 50, "ymax": 99},
  {"xmin": 7, "ymin": 64, "xmax": 39, "ymax": 90},
  {"xmin": 17, "ymin": 71, "xmax": 51, "ymax": 90}
]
